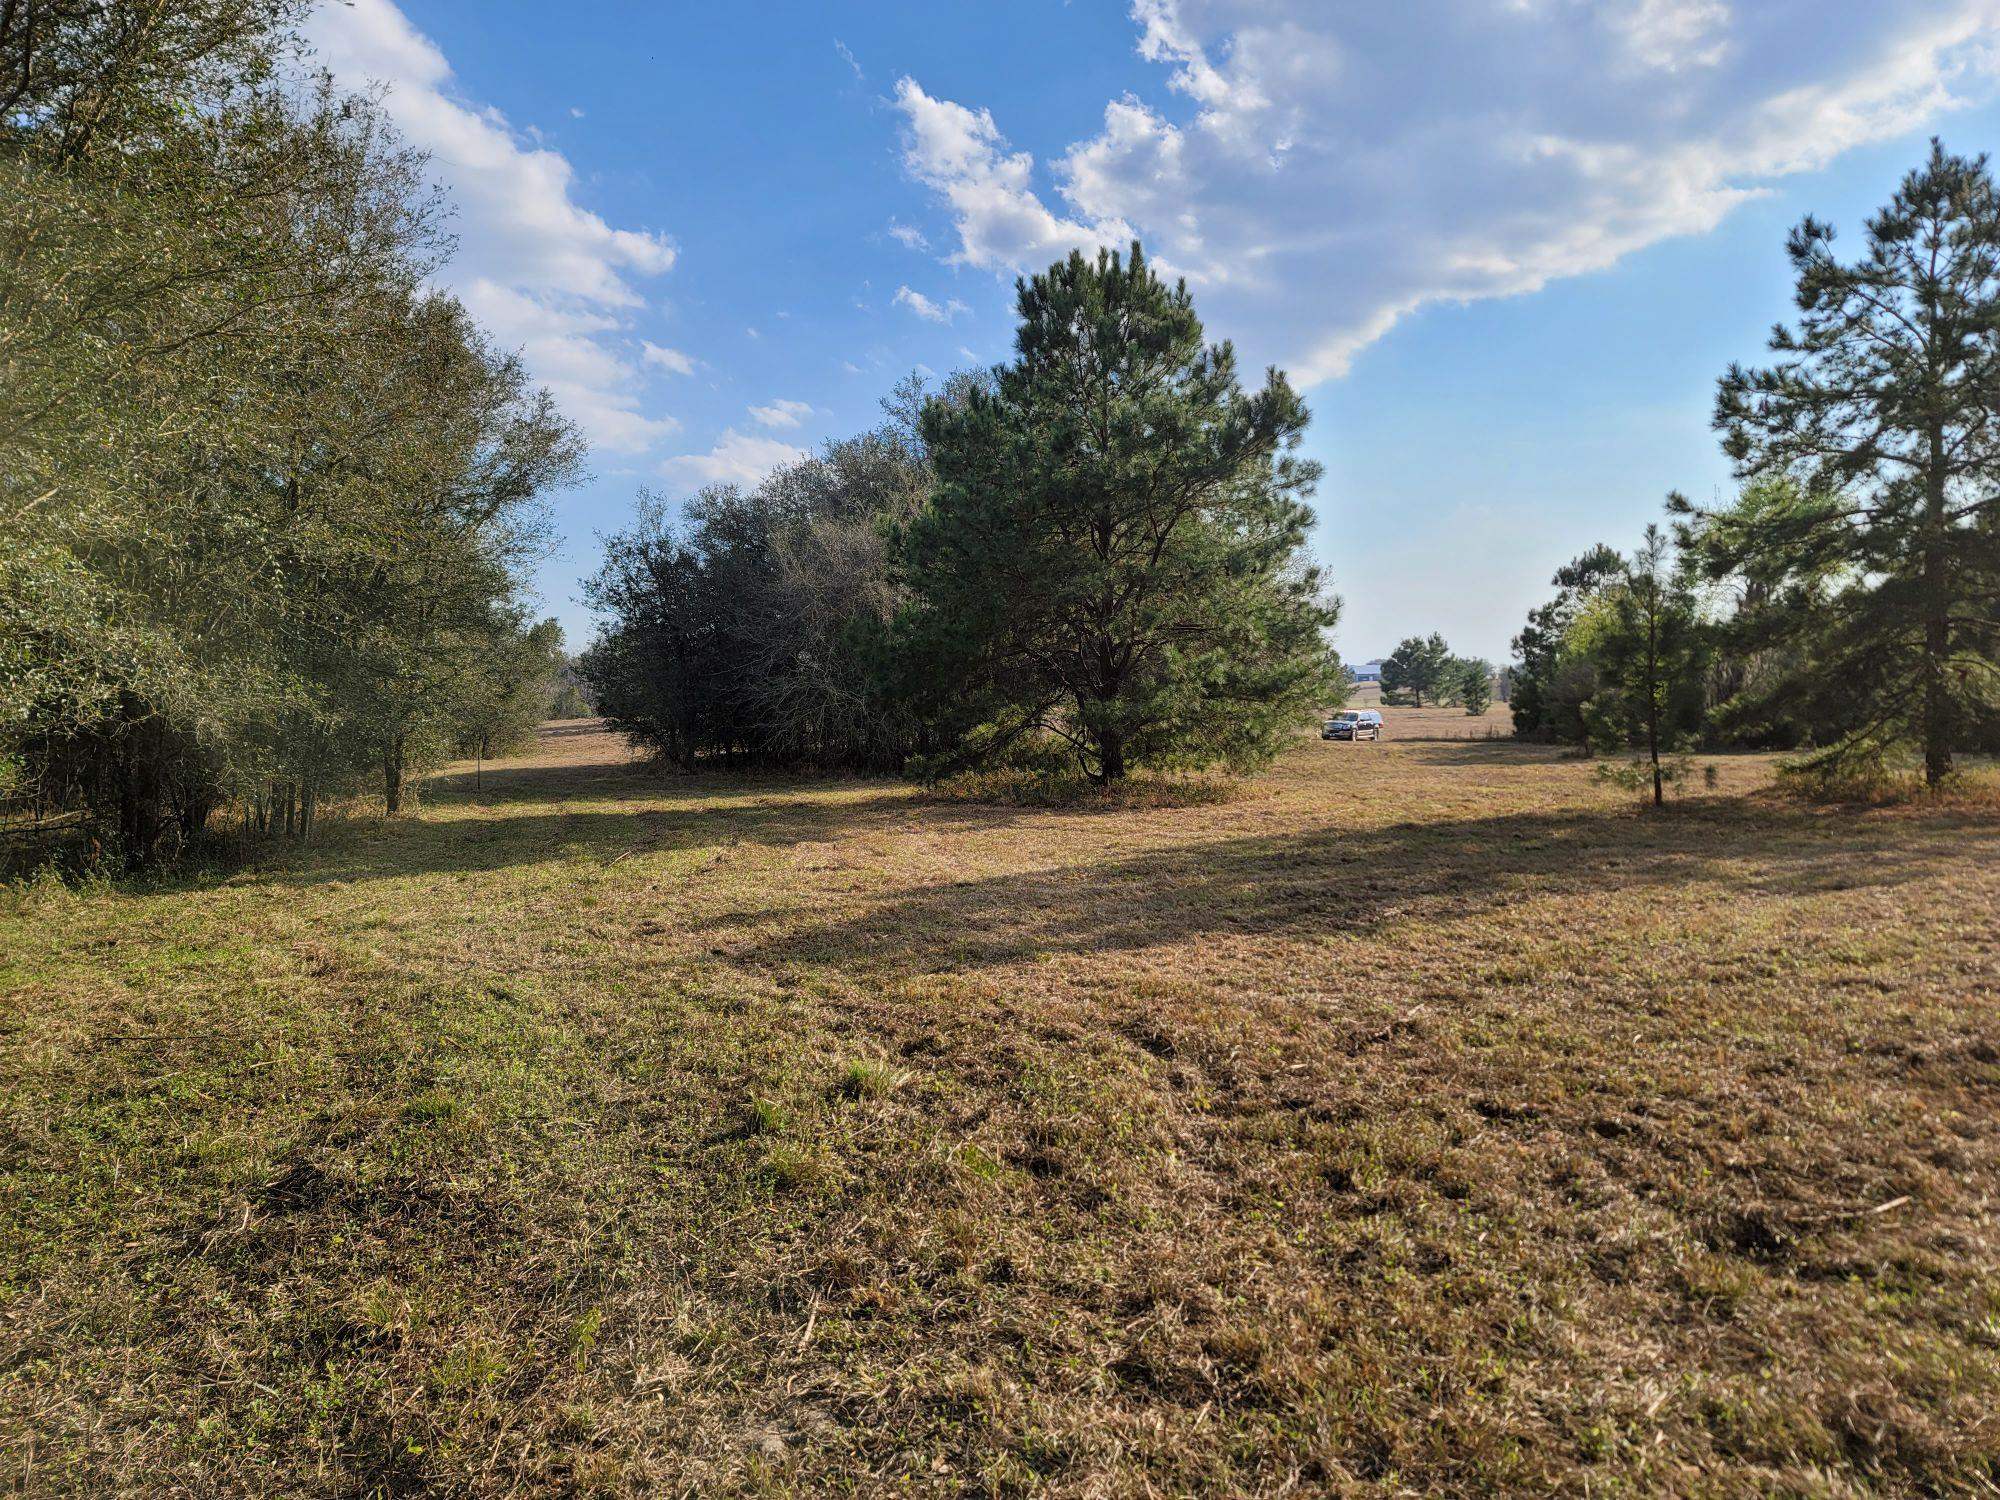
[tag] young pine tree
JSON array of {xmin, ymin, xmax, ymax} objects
[
  {"xmin": 1455, "ymin": 659, "xmax": 1494, "ymax": 716},
  {"xmin": 1596, "ymin": 526, "xmax": 1708, "ymax": 806},
  {"xmin": 895, "ymin": 244, "xmax": 1340, "ymax": 783},
  {"xmin": 1679, "ymin": 141, "xmax": 2000, "ymax": 785}
]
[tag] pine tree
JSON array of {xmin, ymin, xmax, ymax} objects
[
  {"xmin": 1455, "ymin": 659, "xmax": 1494, "ymax": 716},
  {"xmin": 1679, "ymin": 141, "xmax": 2000, "ymax": 786},
  {"xmin": 1380, "ymin": 634, "xmax": 1451, "ymax": 707},
  {"xmin": 895, "ymin": 244, "xmax": 1340, "ymax": 782},
  {"xmin": 1594, "ymin": 527, "xmax": 1708, "ymax": 806}
]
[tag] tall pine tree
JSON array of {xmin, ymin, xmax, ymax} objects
[
  {"xmin": 895, "ymin": 244, "xmax": 1340, "ymax": 782},
  {"xmin": 1678, "ymin": 141, "xmax": 2000, "ymax": 785}
]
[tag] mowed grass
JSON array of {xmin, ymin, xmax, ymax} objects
[
  {"xmin": 3, "ymin": 723, "xmax": 1999, "ymax": 1495},
  {"xmin": 1345, "ymin": 680, "xmax": 1517, "ymax": 740}
]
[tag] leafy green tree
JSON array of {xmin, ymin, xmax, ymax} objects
[
  {"xmin": 456, "ymin": 619, "xmax": 570, "ymax": 763},
  {"xmin": 582, "ymin": 497, "xmax": 735, "ymax": 771},
  {"xmin": 1510, "ymin": 546, "xmax": 1624, "ymax": 737},
  {"xmin": 1678, "ymin": 141, "xmax": 2000, "ymax": 786},
  {"xmin": 1, "ymin": 0, "xmax": 577, "ymax": 861},
  {"xmin": 895, "ymin": 245, "xmax": 1340, "ymax": 782},
  {"xmin": 581, "ymin": 385, "xmax": 952, "ymax": 775},
  {"xmin": 548, "ymin": 656, "xmax": 595, "ymax": 720},
  {"xmin": 1380, "ymin": 634, "xmax": 1452, "ymax": 707}
]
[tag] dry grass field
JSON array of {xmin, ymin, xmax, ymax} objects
[
  {"xmin": 3, "ymin": 722, "xmax": 1999, "ymax": 1495},
  {"xmin": 1344, "ymin": 681, "xmax": 1517, "ymax": 740}
]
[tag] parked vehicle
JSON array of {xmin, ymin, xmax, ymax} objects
[{"xmin": 1321, "ymin": 710, "xmax": 1383, "ymax": 742}]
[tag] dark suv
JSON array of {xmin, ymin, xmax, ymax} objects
[{"xmin": 1321, "ymin": 710, "xmax": 1383, "ymax": 741}]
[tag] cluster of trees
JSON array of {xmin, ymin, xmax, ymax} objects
[
  {"xmin": 1512, "ymin": 142, "xmax": 2000, "ymax": 795},
  {"xmin": 585, "ymin": 246, "xmax": 1344, "ymax": 784},
  {"xmin": 1379, "ymin": 635, "xmax": 1494, "ymax": 713},
  {"xmin": 581, "ymin": 384, "xmax": 945, "ymax": 772},
  {"xmin": 1, "ymin": 1, "xmax": 580, "ymax": 865},
  {"xmin": 1508, "ymin": 531, "xmax": 1707, "ymax": 804}
]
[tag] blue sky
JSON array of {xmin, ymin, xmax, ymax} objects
[{"xmin": 309, "ymin": 0, "xmax": 2000, "ymax": 664}]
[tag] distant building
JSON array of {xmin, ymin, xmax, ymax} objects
[{"xmin": 1351, "ymin": 659, "xmax": 1383, "ymax": 684}]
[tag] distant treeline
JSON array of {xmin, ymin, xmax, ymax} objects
[
  {"xmin": 1, "ymin": 2, "xmax": 584, "ymax": 865},
  {"xmin": 583, "ymin": 247, "xmax": 1345, "ymax": 786},
  {"xmin": 1509, "ymin": 142, "xmax": 2000, "ymax": 799}
]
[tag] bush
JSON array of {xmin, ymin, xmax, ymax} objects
[{"xmin": 1769, "ymin": 748, "xmax": 2000, "ymax": 808}]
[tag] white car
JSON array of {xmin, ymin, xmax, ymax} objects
[{"xmin": 1322, "ymin": 710, "xmax": 1384, "ymax": 742}]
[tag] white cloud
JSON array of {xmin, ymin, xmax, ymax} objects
[
  {"xmin": 642, "ymin": 342, "xmax": 696, "ymax": 376},
  {"xmin": 456, "ymin": 279, "xmax": 677, "ymax": 450},
  {"xmin": 893, "ymin": 77, "xmax": 1134, "ymax": 274},
  {"xmin": 893, "ymin": 284, "xmax": 971, "ymax": 323},
  {"xmin": 660, "ymin": 430, "xmax": 810, "ymax": 489},
  {"xmin": 1602, "ymin": 0, "xmax": 1733, "ymax": 73},
  {"xmin": 895, "ymin": 0, "xmax": 2000, "ymax": 384},
  {"xmin": 749, "ymin": 398, "xmax": 814, "ymax": 429},
  {"xmin": 307, "ymin": 0, "xmax": 679, "ymax": 452},
  {"xmin": 887, "ymin": 220, "xmax": 929, "ymax": 250}
]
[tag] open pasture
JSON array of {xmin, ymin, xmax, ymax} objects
[{"xmin": 3, "ymin": 723, "xmax": 1997, "ymax": 1494}]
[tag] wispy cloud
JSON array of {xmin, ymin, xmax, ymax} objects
[
  {"xmin": 749, "ymin": 398, "xmax": 814, "ymax": 429},
  {"xmin": 641, "ymin": 342, "xmax": 696, "ymax": 376},
  {"xmin": 893, "ymin": 284, "xmax": 971, "ymax": 323}
]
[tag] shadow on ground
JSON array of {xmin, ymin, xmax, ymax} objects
[
  {"xmin": 703, "ymin": 800, "xmax": 2000, "ymax": 978},
  {"xmin": 231, "ymin": 780, "xmax": 1030, "ymax": 890},
  {"xmin": 191, "ymin": 728, "xmax": 2000, "ymax": 963}
]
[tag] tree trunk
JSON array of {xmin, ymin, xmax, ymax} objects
[
  {"xmin": 1649, "ymin": 611, "xmax": 1663, "ymax": 808},
  {"xmin": 1922, "ymin": 408, "xmax": 1953, "ymax": 788},
  {"xmin": 120, "ymin": 769, "xmax": 163, "ymax": 869},
  {"xmin": 383, "ymin": 737, "xmax": 405, "ymax": 815},
  {"xmin": 1922, "ymin": 535, "xmax": 1951, "ymax": 788},
  {"xmin": 1098, "ymin": 729, "xmax": 1126, "ymax": 783},
  {"xmin": 179, "ymin": 792, "xmax": 214, "ymax": 844}
]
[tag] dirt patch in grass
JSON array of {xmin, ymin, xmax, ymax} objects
[{"xmin": 3, "ymin": 723, "xmax": 1998, "ymax": 1494}]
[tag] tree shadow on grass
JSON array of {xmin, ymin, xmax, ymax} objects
[
  {"xmin": 706, "ymin": 799, "xmax": 2000, "ymax": 980},
  {"xmin": 420, "ymin": 734, "xmax": 923, "ymax": 811},
  {"xmin": 233, "ymin": 781, "xmax": 1034, "ymax": 891}
]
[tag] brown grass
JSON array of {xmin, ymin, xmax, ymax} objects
[
  {"xmin": 1345, "ymin": 680, "xmax": 1519, "ymax": 740},
  {"xmin": 3, "ymin": 719, "xmax": 1998, "ymax": 1495}
]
